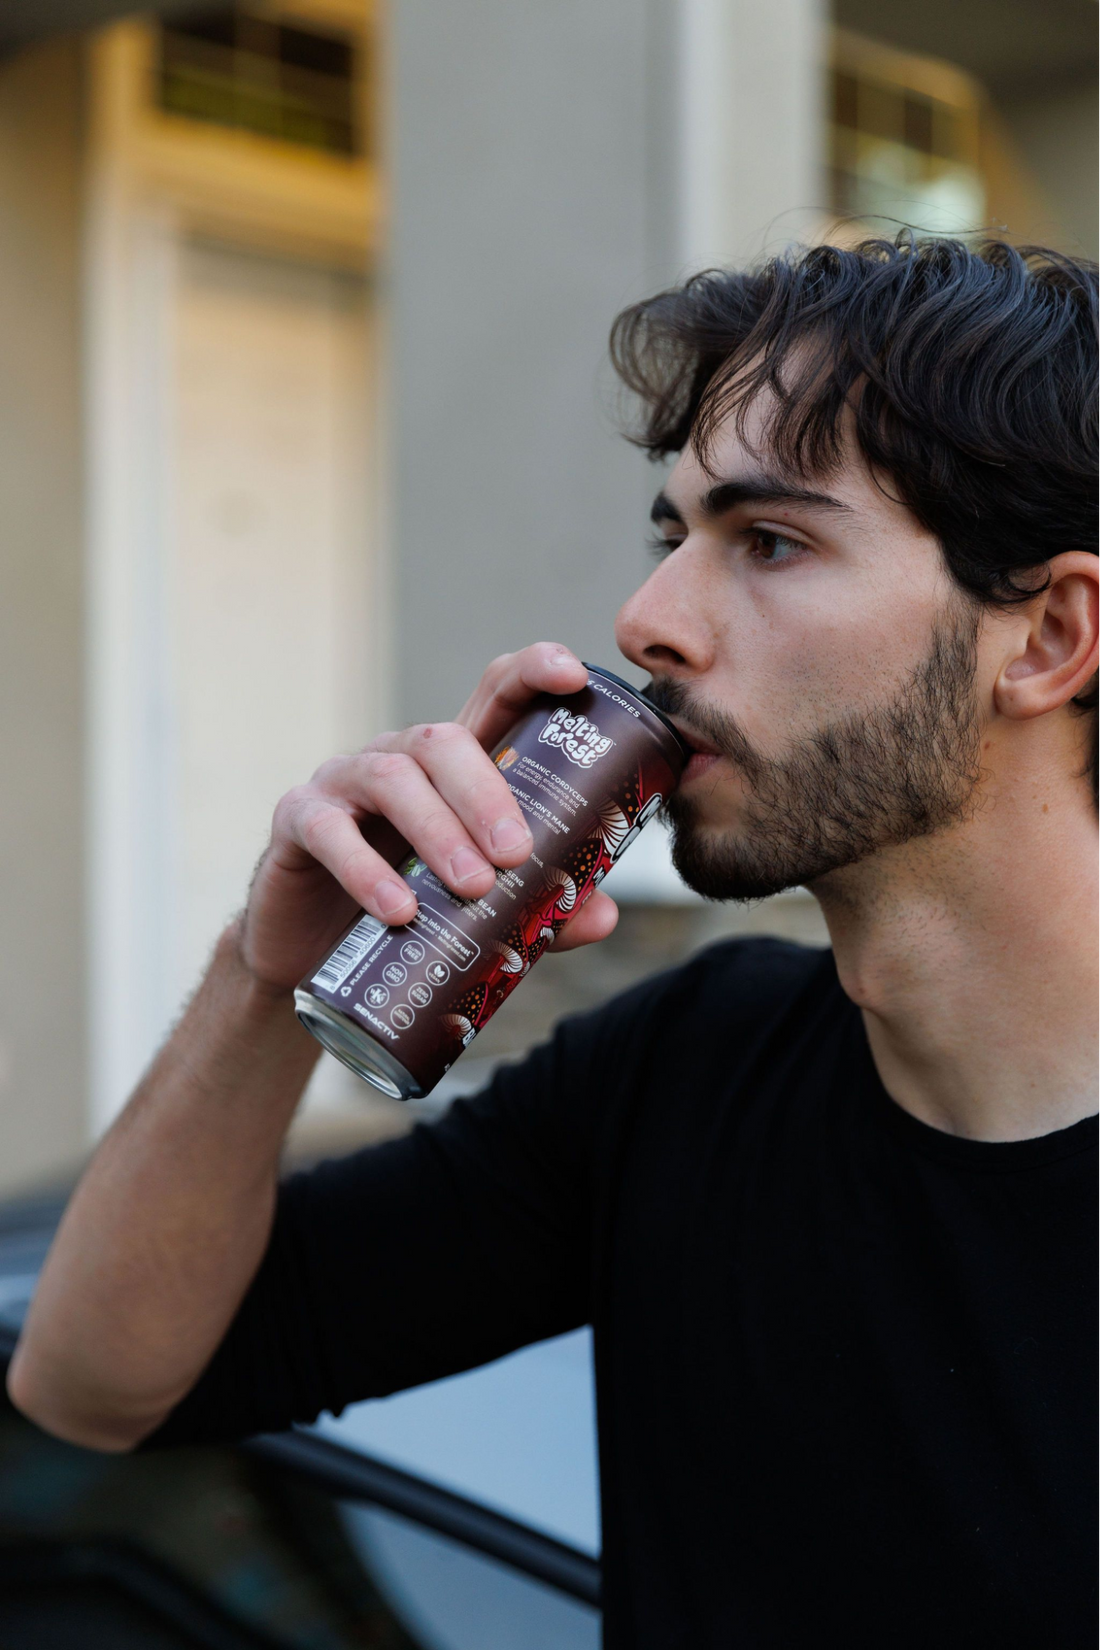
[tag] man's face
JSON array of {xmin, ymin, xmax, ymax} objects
[{"xmin": 613, "ymin": 393, "xmax": 986, "ymax": 900}]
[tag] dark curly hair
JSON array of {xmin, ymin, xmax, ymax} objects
[{"xmin": 610, "ymin": 235, "xmax": 1098, "ymax": 792}]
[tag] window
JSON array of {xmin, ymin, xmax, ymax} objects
[
  {"xmin": 830, "ymin": 31, "xmax": 984, "ymax": 235},
  {"xmin": 159, "ymin": 5, "xmax": 361, "ymax": 156}
]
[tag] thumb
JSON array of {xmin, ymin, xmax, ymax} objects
[{"xmin": 548, "ymin": 890, "xmax": 619, "ymax": 952}]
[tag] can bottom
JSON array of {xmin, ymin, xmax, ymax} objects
[{"xmin": 294, "ymin": 990, "xmax": 423, "ymax": 1102}]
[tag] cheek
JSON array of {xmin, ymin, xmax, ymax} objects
[{"xmin": 726, "ymin": 578, "xmax": 941, "ymax": 741}]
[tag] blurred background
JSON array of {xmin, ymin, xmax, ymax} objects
[{"xmin": 1, "ymin": 0, "xmax": 1096, "ymax": 1194}]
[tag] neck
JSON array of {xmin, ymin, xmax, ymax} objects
[{"xmin": 812, "ymin": 759, "xmax": 1098, "ymax": 1142}]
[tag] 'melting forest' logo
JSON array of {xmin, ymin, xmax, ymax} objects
[{"xmin": 538, "ymin": 707, "xmax": 615, "ymax": 768}]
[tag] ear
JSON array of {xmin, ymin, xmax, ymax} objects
[{"xmin": 994, "ymin": 553, "xmax": 1099, "ymax": 721}]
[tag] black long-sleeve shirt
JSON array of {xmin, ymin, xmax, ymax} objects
[{"xmin": 149, "ymin": 938, "xmax": 1097, "ymax": 1648}]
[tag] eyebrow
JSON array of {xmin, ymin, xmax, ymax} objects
[{"xmin": 650, "ymin": 474, "xmax": 853, "ymax": 526}]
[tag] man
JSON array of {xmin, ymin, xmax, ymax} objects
[{"xmin": 9, "ymin": 238, "xmax": 1097, "ymax": 1647}]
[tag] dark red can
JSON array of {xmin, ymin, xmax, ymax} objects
[{"xmin": 294, "ymin": 664, "xmax": 689, "ymax": 1099}]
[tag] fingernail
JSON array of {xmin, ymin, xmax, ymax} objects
[
  {"xmin": 377, "ymin": 879, "xmax": 411, "ymax": 919},
  {"xmin": 452, "ymin": 846, "xmax": 490, "ymax": 884},
  {"xmin": 491, "ymin": 818, "xmax": 531, "ymax": 853}
]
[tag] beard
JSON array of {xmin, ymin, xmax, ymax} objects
[{"xmin": 646, "ymin": 608, "xmax": 984, "ymax": 902}]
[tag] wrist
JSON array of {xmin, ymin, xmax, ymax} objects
[
  {"xmin": 204, "ymin": 921, "xmax": 313, "ymax": 1069},
  {"xmin": 218, "ymin": 915, "xmax": 295, "ymax": 1013},
  {"xmin": 168, "ymin": 921, "xmax": 319, "ymax": 1101}
]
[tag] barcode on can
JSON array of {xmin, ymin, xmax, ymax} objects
[{"xmin": 311, "ymin": 913, "xmax": 387, "ymax": 992}]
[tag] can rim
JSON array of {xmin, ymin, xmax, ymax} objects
[{"xmin": 582, "ymin": 662, "xmax": 693, "ymax": 762}]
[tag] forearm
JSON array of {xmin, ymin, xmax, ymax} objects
[
  {"xmin": 7, "ymin": 921, "xmax": 321, "ymax": 1451},
  {"xmin": 6, "ymin": 645, "xmax": 604, "ymax": 1451}
]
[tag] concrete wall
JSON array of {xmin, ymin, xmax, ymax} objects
[
  {"xmin": 387, "ymin": 0, "xmax": 665, "ymax": 724},
  {"xmin": 0, "ymin": 38, "xmax": 88, "ymax": 1194},
  {"xmin": 679, "ymin": 0, "xmax": 825, "ymax": 269},
  {"xmin": 387, "ymin": 0, "xmax": 826, "ymax": 725}
]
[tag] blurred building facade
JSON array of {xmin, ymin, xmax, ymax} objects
[{"xmin": 0, "ymin": 0, "xmax": 1096, "ymax": 1193}]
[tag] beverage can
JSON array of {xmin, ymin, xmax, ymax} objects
[{"xmin": 294, "ymin": 664, "xmax": 689, "ymax": 1099}]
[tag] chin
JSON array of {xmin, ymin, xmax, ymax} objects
[{"xmin": 664, "ymin": 799, "xmax": 803, "ymax": 904}]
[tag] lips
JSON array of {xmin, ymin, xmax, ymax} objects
[{"xmin": 670, "ymin": 718, "xmax": 721, "ymax": 758}]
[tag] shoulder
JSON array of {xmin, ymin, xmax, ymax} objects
[
  {"xmin": 676, "ymin": 933, "xmax": 831, "ymax": 1009},
  {"xmin": 531, "ymin": 933, "xmax": 834, "ymax": 1102},
  {"xmin": 287, "ymin": 940, "xmax": 834, "ymax": 1213},
  {"xmin": 572, "ymin": 933, "xmax": 831, "ymax": 1042},
  {"xmin": 482, "ymin": 934, "xmax": 834, "ymax": 1170}
]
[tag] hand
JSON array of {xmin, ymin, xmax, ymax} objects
[{"xmin": 239, "ymin": 643, "xmax": 621, "ymax": 993}]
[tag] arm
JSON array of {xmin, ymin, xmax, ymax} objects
[
  {"xmin": 7, "ymin": 644, "xmax": 618, "ymax": 1451},
  {"xmin": 6, "ymin": 924, "xmax": 318, "ymax": 1450},
  {"xmin": 140, "ymin": 1014, "xmax": 606, "ymax": 1447}
]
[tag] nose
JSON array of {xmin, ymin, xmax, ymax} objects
[{"xmin": 614, "ymin": 543, "xmax": 720, "ymax": 679}]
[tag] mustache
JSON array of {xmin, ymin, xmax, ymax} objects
[{"xmin": 644, "ymin": 675, "xmax": 767, "ymax": 784}]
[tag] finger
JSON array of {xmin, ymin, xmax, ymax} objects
[
  {"xmin": 336, "ymin": 726, "xmax": 534, "ymax": 870},
  {"xmin": 456, "ymin": 643, "xmax": 589, "ymax": 751},
  {"xmin": 547, "ymin": 889, "xmax": 619, "ymax": 952},
  {"xmin": 325, "ymin": 742, "xmax": 515, "ymax": 898},
  {"xmin": 275, "ymin": 790, "xmax": 419, "ymax": 926}
]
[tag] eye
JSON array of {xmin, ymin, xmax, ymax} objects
[
  {"xmin": 750, "ymin": 528, "xmax": 807, "ymax": 565},
  {"xmin": 646, "ymin": 532, "xmax": 684, "ymax": 561}
]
